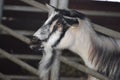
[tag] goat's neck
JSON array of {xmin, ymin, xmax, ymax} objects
[{"xmin": 69, "ymin": 24, "xmax": 97, "ymax": 70}]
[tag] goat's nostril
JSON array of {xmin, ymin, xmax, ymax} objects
[
  {"xmin": 32, "ymin": 36, "xmax": 39, "ymax": 42},
  {"xmin": 31, "ymin": 36, "xmax": 40, "ymax": 44}
]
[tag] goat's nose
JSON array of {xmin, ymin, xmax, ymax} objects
[{"xmin": 31, "ymin": 36, "xmax": 40, "ymax": 44}]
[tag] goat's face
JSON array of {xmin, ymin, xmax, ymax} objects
[{"xmin": 30, "ymin": 4, "xmax": 86, "ymax": 51}]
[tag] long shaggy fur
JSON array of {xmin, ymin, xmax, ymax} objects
[{"xmin": 90, "ymin": 35, "xmax": 120, "ymax": 79}]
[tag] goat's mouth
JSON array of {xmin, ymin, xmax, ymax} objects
[
  {"xmin": 30, "ymin": 44, "xmax": 44, "ymax": 52},
  {"xmin": 30, "ymin": 37, "xmax": 44, "ymax": 52}
]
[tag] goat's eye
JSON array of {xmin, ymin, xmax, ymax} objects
[
  {"xmin": 57, "ymin": 23, "xmax": 62, "ymax": 29},
  {"xmin": 56, "ymin": 23, "xmax": 62, "ymax": 31},
  {"xmin": 57, "ymin": 23, "xmax": 61, "ymax": 25}
]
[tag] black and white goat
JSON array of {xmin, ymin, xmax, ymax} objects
[{"xmin": 30, "ymin": 5, "xmax": 120, "ymax": 80}]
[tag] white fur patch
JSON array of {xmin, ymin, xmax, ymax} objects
[
  {"xmin": 33, "ymin": 25, "xmax": 50, "ymax": 40},
  {"xmin": 46, "ymin": 31, "xmax": 61, "ymax": 47},
  {"xmin": 38, "ymin": 45, "xmax": 53, "ymax": 78},
  {"xmin": 44, "ymin": 12, "xmax": 58, "ymax": 25},
  {"xmin": 38, "ymin": 30, "xmax": 61, "ymax": 78}
]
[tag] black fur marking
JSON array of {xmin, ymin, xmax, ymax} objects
[
  {"xmin": 52, "ymin": 17, "xmax": 70, "ymax": 47},
  {"xmin": 49, "ymin": 13, "xmax": 79, "ymax": 47},
  {"xmin": 45, "ymin": 49, "xmax": 56, "ymax": 69},
  {"xmin": 64, "ymin": 17, "xmax": 79, "ymax": 25},
  {"xmin": 49, "ymin": 14, "xmax": 60, "ymax": 25},
  {"xmin": 49, "ymin": 13, "xmax": 79, "ymax": 26},
  {"xmin": 56, "ymin": 9, "xmax": 86, "ymax": 19}
]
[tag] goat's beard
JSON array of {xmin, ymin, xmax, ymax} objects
[{"xmin": 38, "ymin": 46, "xmax": 57, "ymax": 79}]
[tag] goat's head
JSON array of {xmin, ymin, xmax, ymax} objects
[
  {"xmin": 30, "ymin": 4, "xmax": 87, "ymax": 78},
  {"xmin": 30, "ymin": 4, "xmax": 86, "ymax": 51}
]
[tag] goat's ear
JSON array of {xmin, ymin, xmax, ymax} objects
[{"xmin": 46, "ymin": 4, "xmax": 57, "ymax": 12}]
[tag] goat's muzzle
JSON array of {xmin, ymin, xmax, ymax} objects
[{"xmin": 30, "ymin": 36, "xmax": 44, "ymax": 52}]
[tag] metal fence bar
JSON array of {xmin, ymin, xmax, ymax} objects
[
  {"xmin": 0, "ymin": 30, "xmax": 34, "ymax": 36},
  {"xmin": 59, "ymin": 56, "xmax": 109, "ymax": 80},
  {"xmin": 4, "ymin": 5, "xmax": 120, "ymax": 17},
  {"xmin": 49, "ymin": 1, "xmax": 61, "ymax": 80},
  {"xmin": 58, "ymin": 0, "xmax": 69, "ymax": 9},
  {"xmin": 0, "ymin": 24, "xmax": 31, "ymax": 44},
  {"xmin": 93, "ymin": 23, "xmax": 120, "ymax": 39},
  {"xmin": 0, "ymin": 48, "xmax": 39, "ymax": 76},
  {"xmin": 19, "ymin": 0, "xmax": 120, "ymax": 39},
  {"xmin": 6, "ymin": 75, "xmax": 39, "ymax": 80},
  {"xmin": 50, "ymin": 51, "xmax": 61, "ymax": 80},
  {"xmin": 0, "ymin": 54, "xmax": 81, "ymax": 62},
  {"xmin": 20, "ymin": 0, "xmax": 48, "ymax": 12},
  {"xmin": 4, "ymin": 75, "xmax": 85, "ymax": 80},
  {"xmin": 4, "ymin": 5, "xmax": 45, "ymax": 12},
  {"xmin": 80, "ymin": 10, "xmax": 120, "ymax": 17},
  {"xmin": 0, "ymin": 72, "xmax": 10, "ymax": 80}
]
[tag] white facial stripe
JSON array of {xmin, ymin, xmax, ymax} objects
[{"xmin": 45, "ymin": 31, "xmax": 61, "ymax": 47}]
